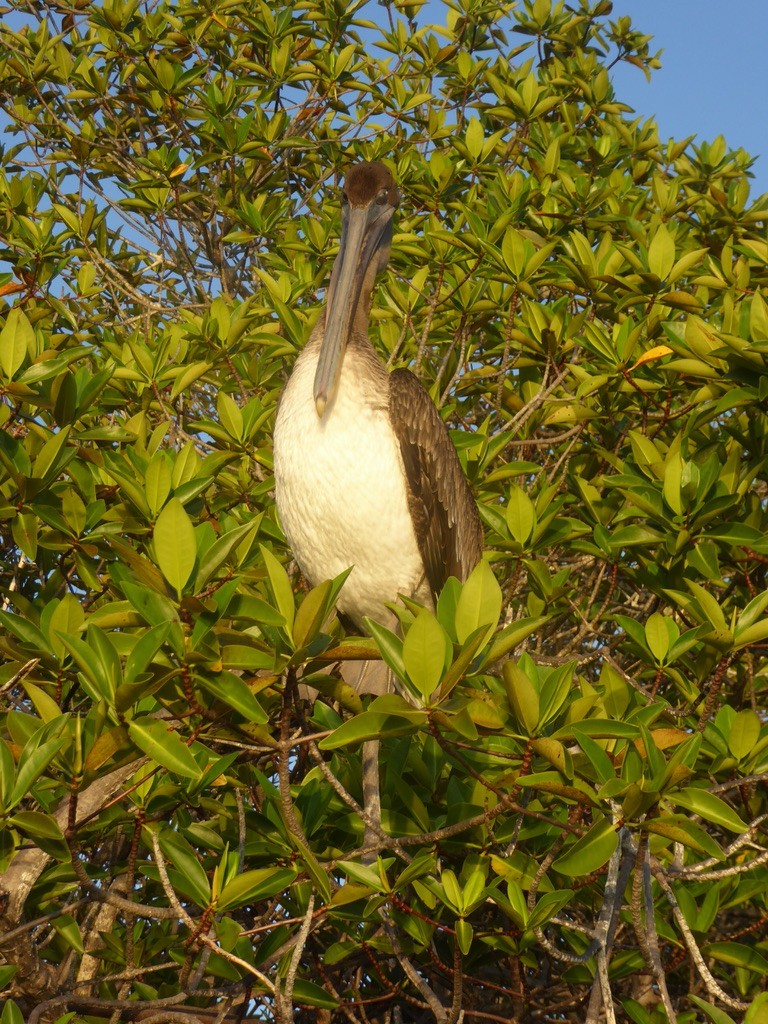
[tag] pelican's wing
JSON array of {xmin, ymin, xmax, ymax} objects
[{"xmin": 389, "ymin": 368, "xmax": 483, "ymax": 598}]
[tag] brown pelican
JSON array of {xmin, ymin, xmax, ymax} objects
[{"xmin": 273, "ymin": 161, "xmax": 483, "ymax": 852}]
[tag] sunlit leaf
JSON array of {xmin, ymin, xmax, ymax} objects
[
  {"xmin": 217, "ymin": 867, "xmax": 298, "ymax": 911},
  {"xmin": 154, "ymin": 497, "xmax": 196, "ymax": 598},
  {"xmin": 0, "ymin": 307, "xmax": 33, "ymax": 379},
  {"xmin": 672, "ymin": 787, "xmax": 747, "ymax": 833},
  {"xmin": 454, "ymin": 559, "xmax": 502, "ymax": 645},
  {"xmin": 402, "ymin": 610, "xmax": 450, "ymax": 699},
  {"xmin": 128, "ymin": 718, "xmax": 202, "ymax": 780}
]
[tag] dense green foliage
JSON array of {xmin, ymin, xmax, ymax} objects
[{"xmin": 1, "ymin": 0, "xmax": 767, "ymax": 1021}]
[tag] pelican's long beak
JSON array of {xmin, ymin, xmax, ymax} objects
[{"xmin": 313, "ymin": 201, "xmax": 393, "ymax": 416}]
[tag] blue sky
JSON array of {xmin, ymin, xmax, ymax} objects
[
  {"xmin": 416, "ymin": 1, "xmax": 767, "ymax": 199},
  {"xmin": 601, "ymin": 1, "xmax": 767, "ymax": 198}
]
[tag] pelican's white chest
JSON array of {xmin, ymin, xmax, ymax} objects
[{"xmin": 273, "ymin": 341, "xmax": 429, "ymax": 626}]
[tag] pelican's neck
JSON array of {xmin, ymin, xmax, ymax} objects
[
  {"xmin": 347, "ymin": 257, "xmax": 379, "ymax": 348},
  {"xmin": 300, "ymin": 322, "xmax": 387, "ymax": 419}
]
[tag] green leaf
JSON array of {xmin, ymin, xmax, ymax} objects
[
  {"xmin": 728, "ymin": 709, "xmax": 761, "ymax": 760},
  {"xmin": 0, "ymin": 999, "xmax": 24, "ymax": 1024},
  {"xmin": 438, "ymin": 625, "xmax": 489, "ymax": 698},
  {"xmin": 170, "ymin": 359, "xmax": 213, "ymax": 401},
  {"xmin": 531, "ymin": 737, "xmax": 572, "ymax": 775},
  {"xmin": 194, "ymin": 520, "xmax": 260, "ymax": 591},
  {"xmin": 484, "ymin": 615, "xmax": 549, "ymax": 665},
  {"xmin": 11, "ymin": 512, "xmax": 37, "ymax": 561},
  {"xmin": 465, "ymin": 116, "xmax": 484, "ymax": 160},
  {"xmin": 158, "ymin": 830, "xmax": 212, "ymax": 907},
  {"xmin": 688, "ymin": 995, "xmax": 737, "ymax": 1024},
  {"xmin": 337, "ymin": 860, "xmax": 387, "ymax": 892},
  {"xmin": 0, "ymin": 307, "xmax": 34, "ymax": 379},
  {"xmin": 289, "ymin": 978, "xmax": 339, "ymax": 1010},
  {"xmin": 365, "ymin": 618, "xmax": 406, "ymax": 683},
  {"xmin": 537, "ymin": 661, "xmax": 575, "ymax": 727},
  {"xmin": 9, "ymin": 810, "xmax": 69, "ymax": 859},
  {"xmin": 505, "ymin": 486, "xmax": 536, "ymax": 544},
  {"xmin": 217, "ymin": 391, "xmax": 244, "ymax": 441},
  {"xmin": 644, "ymin": 612, "xmax": 671, "ymax": 662},
  {"xmin": 124, "ymin": 622, "xmax": 171, "ymax": 683},
  {"xmin": 402, "ymin": 609, "xmax": 450, "ymax": 700},
  {"xmin": 703, "ymin": 941, "xmax": 768, "ymax": 976},
  {"xmin": 10, "ymin": 735, "xmax": 67, "ymax": 808},
  {"xmin": 197, "ymin": 673, "xmax": 268, "ymax": 724},
  {"xmin": 318, "ymin": 707, "xmax": 426, "ymax": 749},
  {"xmin": 20, "ymin": 681, "xmax": 61, "ymax": 724},
  {"xmin": 647, "ymin": 222, "xmax": 675, "ymax": 280},
  {"xmin": 455, "ymin": 919, "xmax": 473, "ymax": 955},
  {"xmin": 552, "ymin": 818, "xmax": 618, "ymax": 876},
  {"xmin": 735, "ymin": 590, "xmax": 768, "ymax": 631},
  {"xmin": 0, "ymin": 740, "xmax": 14, "ymax": 810},
  {"xmin": 501, "ymin": 877, "xmax": 529, "ymax": 928},
  {"xmin": 128, "ymin": 718, "xmax": 202, "ymax": 780},
  {"xmin": 260, "ymin": 544, "xmax": 295, "ymax": 637},
  {"xmin": 440, "ymin": 868, "xmax": 462, "ymax": 911},
  {"xmin": 52, "ymin": 914, "xmax": 84, "ymax": 954},
  {"xmin": 572, "ymin": 727, "xmax": 615, "ymax": 784},
  {"xmin": 154, "ymin": 497, "xmax": 196, "ymax": 598},
  {"xmin": 462, "ymin": 865, "xmax": 486, "ymax": 911},
  {"xmin": 662, "ymin": 450, "xmax": 683, "ymax": 515},
  {"xmin": 684, "ymin": 579, "xmax": 729, "ymax": 632},
  {"xmin": 455, "ymin": 559, "xmax": 502, "ymax": 645},
  {"xmin": 672, "ymin": 787, "xmax": 747, "ymax": 832},
  {"xmin": 527, "ymin": 889, "xmax": 575, "ymax": 930},
  {"xmin": 643, "ymin": 814, "xmax": 724, "ymax": 859},
  {"xmin": 734, "ymin": 617, "xmax": 768, "ymax": 649},
  {"xmin": 217, "ymin": 867, "xmax": 298, "ymax": 911},
  {"xmin": 33, "ymin": 425, "xmax": 72, "ymax": 482},
  {"xmin": 145, "ymin": 452, "xmax": 172, "ymax": 515},
  {"xmin": 120, "ymin": 579, "xmax": 180, "ymax": 627},
  {"xmin": 503, "ymin": 660, "xmax": 539, "ymax": 735},
  {"xmin": 86, "ymin": 625, "xmax": 123, "ymax": 698},
  {"xmin": 745, "ymin": 993, "xmax": 768, "ymax": 1024},
  {"xmin": 554, "ymin": 719, "xmax": 641, "ymax": 741},
  {"xmin": 293, "ymin": 578, "xmax": 333, "ymax": 650}
]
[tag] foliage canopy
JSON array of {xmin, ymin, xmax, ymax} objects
[{"xmin": 1, "ymin": 0, "xmax": 767, "ymax": 1021}]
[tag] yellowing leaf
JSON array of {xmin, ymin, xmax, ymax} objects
[
  {"xmin": 0, "ymin": 282, "xmax": 25, "ymax": 297},
  {"xmin": 630, "ymin": 345, "xmax": 673, "ymax": 370}
]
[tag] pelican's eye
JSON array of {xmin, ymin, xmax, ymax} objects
[{"xmin": 375, "ymin": 188, "xmax": 388, "ymax": 206}]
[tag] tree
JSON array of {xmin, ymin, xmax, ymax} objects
[{"xmin": 1, "ymin": 0, "xmax": 767, "ymax": 1020}]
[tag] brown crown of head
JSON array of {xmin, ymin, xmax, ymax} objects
[{"xmin": 344, "ymin": 161, "xmax": 399, "ymax": 209}]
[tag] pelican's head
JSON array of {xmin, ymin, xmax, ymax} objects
[{"xmin": 313, "ymin": 161, "xmax": 399, "ymax": 415}]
